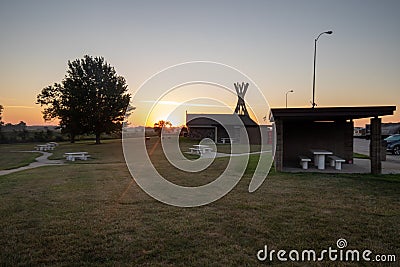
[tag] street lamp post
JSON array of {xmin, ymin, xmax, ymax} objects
[
  {"xmin": 285, "ymin": 90, "xmax": 294, "ymax": 108},
  {"xmin": 312, "ymin": 30, "xmax": 333, "ymax": 108}
]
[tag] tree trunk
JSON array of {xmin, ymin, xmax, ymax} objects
[
  {"xmin": 95, "ymin": 132, "xmax": 101, "ymax": 144},
  {"xmin": 70, "ymin": 133, "xmax": 75, "ymax": 143}
]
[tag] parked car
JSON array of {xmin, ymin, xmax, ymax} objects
[{"xmin": 384, "ymin": 134, "xmax": 400, "ymax": 155}]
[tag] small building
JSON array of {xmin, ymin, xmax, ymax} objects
[
  {"xmin": 353, "ymin": 127, "xmax": 366, "ymax": 137},
  {"xmin": 185, "ymin": 82, "xmax": 265, "ymax": 144},
  {"xmin": 270, "ymin": 106, "xmax": 396, "ymax": 174},
  {"xmin": 186, "ymin": 113, "xmax": 262, "ymax": 144},
  {"xmin": 366, "ymin": 122, "xmax": 400, "ymax": 138}
]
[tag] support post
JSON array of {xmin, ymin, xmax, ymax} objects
[
  {"xmin": 344, "ymin": 120, "xmax": 354, "ymax": 163},
  {"xmin": 274, "ymin": 120, "xmax": 283, "ymax": 172},
  {"xmin": 370, "ymin": 117, "xmax": 382, "ymax": 174}
]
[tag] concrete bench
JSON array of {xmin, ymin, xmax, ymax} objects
[
  {"xmin": 299, "ymin": 155, "xmax": 311, "ymax": 169},
  {"xmin": 328, "ymin": 155, "xmax": 346, "ymax": 170}
]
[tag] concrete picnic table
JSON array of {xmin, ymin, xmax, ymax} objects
[
  {"xmin": 221, "ymin": 138, "xmax": 236, "ymax": 144},
  {"xmin": 190, "ymin": 145, "xmax": 213, "ymax": 154},
  {"xmin": 310, "ymin": 149, "xmax": 333, "ymax": 170},
  {"xmin": 64, "ymin": 152, "xmax": 90, "ymax": 161},
  {"xmin": 47, "ymin": 142, "xmax": 59, "ymax": 147},
  {"xmin": 35, "ymin": 144, "xmax": 53, "ymax": 151}
]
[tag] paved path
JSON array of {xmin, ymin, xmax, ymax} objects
[
  {"xmin": 0, "ymin": 151, "xmax": 64, "ymax": 176},
  {"xmin": 186, "ymin": 150, "xmax": 272, "ymax": 159},
  {"xmin": 354, "ymin": 138, "xmax": 400, "ymax": 163},
  {"xmin": 353, "ymin": 138, "xmax": 370, "ymax": 155}
]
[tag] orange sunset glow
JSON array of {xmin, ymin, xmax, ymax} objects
[{"xmin": 0, "ymin": 1, "xmax": 399, "ymax": 128}]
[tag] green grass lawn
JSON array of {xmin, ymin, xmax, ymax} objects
[
  {"xmin": 0, "ymin": 143, "xmax": 42, "ymax": 170},
  {"xmin": 0, "ymin": 138, "xmax": 399, "ymax": 266},
  {"xmin": 353, "ymin": 152, "xmax": 370, "ymax": 159}
]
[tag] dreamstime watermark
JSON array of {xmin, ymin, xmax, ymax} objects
[
  {"xmin": 257, "ymin": 238, "xmax": 396, "ymax": 263},
  {"xmin": 122, "ymin": 61, "xmax": 274, "ymax": 207}
]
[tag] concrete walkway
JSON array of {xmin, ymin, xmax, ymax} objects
[
  {"xmin": 186, "ymin": 150, "xmax": 272, "ymax": 159},
  {"xmin": 354, "ymin": 138, "xmax": 400, "ymax": 174},
  {"xmin": 284, "ymin": 158, "xmax": 400, "ymax": 174},
  {"xmin": 0, "ymin": 151, "xmax": 64, "ymax": 176}
]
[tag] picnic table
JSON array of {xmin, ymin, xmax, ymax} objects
[
  {"xmin": 35, "ymin": 144, "xmax": 53, "ymax": 151},
  {"xmin": 64, "ymin": 152, "xmax": 90, "ymax": 161},
  {"xmin": 310, "ymin": 149, "xmax": 333, "ymax": 170},
  {"xmin": 189, "ymin": 145, "xmax": 213, "ymax": 154},
  {"xmin": 35, "ymin": 142, "xmax": 58, "ymax": 151},
  {"xmin": 221, "ymin": 138, "xmax": 236, "ymax": 144},
  {"xmin": 35, "ymin": 144, "xmax": 48, "ymax": 151},
  {"xmin": 47, "ymin": 142, "xmax": 59, "ymax": 147}
]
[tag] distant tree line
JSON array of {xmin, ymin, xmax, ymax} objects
[
  {"xmin": 0, "ymin": 121, "xmax": 61, "ymax": 143},
  {"xmin": 0, "ymin": 105, "xmax": 63, "ymax": 143},
  {"xmin": 0, "ymin": 123, "xmax": 124, "ymax": 144},
  {"xmin": 153, "ymin": 120, "xmax": 172, "ymax": 137},
  {"xmin": 37, "ymin": 55, "xmax": 131, "ymax": 144}
]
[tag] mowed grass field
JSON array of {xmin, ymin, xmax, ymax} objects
[
  {"xmin": 0, "ymin": 138, "xmax": 399, "ymax": 266},
  {"xmin": 0, "ymin": 143, "xmax": 42, "ymax": 170}
]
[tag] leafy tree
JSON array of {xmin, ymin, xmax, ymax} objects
[
  {"xmin": 37, "ymin": 82, "xmax": 85, "ymax": 143},
  {"xmin": 154, "ymin": 120, "xmax": 172, "ymax": 136},
  {"xmin": 34, "ymin": 131, "xmax": 45, "ymax": 142},
  {"xmin": 45, "ymin": 128, "xmax": 54, "ymax": 140},
  {"xmin": 180, "ymin": 125, "xmax": 188, "ymax": 137},
  {"xmin": 0, "ymin": 104, "xmax": 3, "ymax": 126},
  {"xmin": 0, "ymin": 105, "xmax": 4, "ymax": 142},
  {"xmin": 0, "ymin": 105, "xmax": 5, "ymax": 143},
  {"xmin": 37, "ymin": 55, "xmax": 131, "ymax": 144},
  {"xmin": 17, "ymin": 129, "xmax": 29, "ymax": 142}
]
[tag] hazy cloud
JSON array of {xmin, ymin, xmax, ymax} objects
[
  {"xmin": 140, "ymin": 100, "xmax": 231, "ymax": 108},
  {"xmin": 5, "ymin": 105, "xmax": 36, "ymax": 109}
]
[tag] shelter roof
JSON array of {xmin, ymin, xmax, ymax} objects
[
  {"xmin": 270, "ymin": 106, "xmax": 396, "ymax": 122},
  {"xmin": 186, "ymin": 114, "xmax": 258, "ymax": 126}
]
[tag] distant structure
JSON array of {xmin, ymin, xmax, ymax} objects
[
  {"xmin": 353, "ymin": 127, "xmax": 366, "ymax": 137},
  {"xmin": 366, "ymin": 122, "xmax": 400, "ymax": 138},
  {"xmin": 234, "ymin": 82, "xmax": 249, "ymax": 116},
  {"xmin": 186, "ymin": 82, "xmax": 265, "ymax": 144},
  {"xmin": 353, "ymin": 122, "xmax": 400, "ymax": 138}
]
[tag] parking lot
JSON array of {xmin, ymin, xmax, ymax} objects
[{"xmin": 354, "ymin": 138, "xmax": 400, "ymax": 174}]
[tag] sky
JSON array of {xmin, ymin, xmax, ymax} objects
[{"xmin": 0, "ymin": 0, "xmax": 399, "ymax": 127}]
